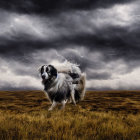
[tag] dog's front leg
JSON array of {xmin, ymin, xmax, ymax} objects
[
  {"xmin": 70, "ymin": 90, "xmax": 76, "ymax": 105},
  {"xmin": 48, "ymin": 101, "xmax": 57, "ymax": 111},
  {"xmin": 61, "ymin": 99, "xmax": 67, "ymax": 110}
]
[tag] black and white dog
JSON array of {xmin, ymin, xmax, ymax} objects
[{"xmin": 39, "ymin": 62, "xmax": 86, "ymax": 110}]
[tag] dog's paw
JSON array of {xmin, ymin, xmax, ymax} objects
[{"xmin": 48, "ymin": 108, "xmax": 53, "ymax": 111}]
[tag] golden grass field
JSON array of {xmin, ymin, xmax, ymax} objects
[{"xmin": 0, "ymin": 90, "xmax": 140, "ymax": 140}]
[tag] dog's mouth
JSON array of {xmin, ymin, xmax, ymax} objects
[
  {"xmin": 42, "ymin": 78, "xmax": 50, "ymax": 84},
  {"xmin": 42, "ymin": 78, "xmax": 47, "ymax": 83}
]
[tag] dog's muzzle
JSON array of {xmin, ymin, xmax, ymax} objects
[
  {"xmin": 42, "ymin": 75, "xmax": 46, "ymax": 80},
  {"xmin": 41, "ymin": 73, "xmax": 48, "ymax": 80}
]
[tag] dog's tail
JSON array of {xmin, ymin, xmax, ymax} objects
[{"xmin": 74, "ymin": 73, "xmax": 86, "ymax": 102}]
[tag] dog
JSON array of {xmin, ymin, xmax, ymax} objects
[{"xmin": 39, "ymin": 61, "xmax": 86, "ymax": 110}]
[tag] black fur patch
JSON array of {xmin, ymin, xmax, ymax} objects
[
  {"xmin": 74, "ymin": 89, "xmax": 80, "ymax": 102},
  {"xmin": 45, "ymin": 85, "xmax": 71, "ymax": 102},
  {"xmin": 48, "ymin": 65, "xmax": 57, "ymax": 77},
  {"xmin": 69, "ymin": 73, "xmax": 79, "ymax": 79}
]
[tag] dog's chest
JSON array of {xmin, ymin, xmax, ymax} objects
[{"xmin": 44, "ymin": 74, "xmax": 72, "ymax": 101}]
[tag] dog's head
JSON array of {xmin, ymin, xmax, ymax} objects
[{"xmin": 39, "ymin": 65, "xmax": 57, "ymax": 83}]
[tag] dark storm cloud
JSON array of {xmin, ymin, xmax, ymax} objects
[
  {"xmin": 0, "ymin": 0, "xmax": 140, "ymax": 90},
  {"xmin": 0, "ymin": 0, "xmax": 139, "ymax": 63},
  {"xmin": 0, "ymin": 0, "xmax": 134, "ymax": 15},
  {"xmin": 65, "ymin": 29, "xmax": 140, "ymax": 62},
  {"xmin": 1, "ymin": 25, "xmax": 140, "ymax": 65}
]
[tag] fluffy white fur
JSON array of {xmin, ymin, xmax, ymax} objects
[
  {"xmin": 51, "ymin": 60, "xmax": 86, "ymax": 101},
  {"xmin": 51, "ymin": 60, "xmax": 81, "ymax": 75}
]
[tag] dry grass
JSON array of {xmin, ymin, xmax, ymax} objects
[{"xmin": 0, "ymin": 90, "xmax": 140, "ymax": 140}]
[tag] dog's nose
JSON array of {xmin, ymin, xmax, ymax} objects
[{"xmin": 42, "ymin": 75, "xmax": 45, "ymax": 79}]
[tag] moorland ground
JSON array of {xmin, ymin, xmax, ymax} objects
[{"xmin": 0, "ymin": 90, "xmax": 140, "ymax": 140}]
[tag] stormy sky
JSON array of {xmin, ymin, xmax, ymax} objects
[{"xmin": 0, "ymin": 0, "xmax": 140, "ymax": 90}]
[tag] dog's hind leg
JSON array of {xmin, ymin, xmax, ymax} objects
[
  {"xmin": 68, "ymin": 98, "xmax": 72, "ymax": 103},
  {"xmin": 70, "ymin": 90, "xmax": 76, "ymax": 105},
  {"xmin": 48, "ymin": 101, "xmax": 57, "ymax": 111}
]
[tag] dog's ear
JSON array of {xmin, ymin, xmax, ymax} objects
[
  {"xmin": 52, "ymin": 67, "xmax": 57, "ymax": 77},
  {"xmin": 48, "ymin": 65, "xmax": 57, "ymax": 77}
]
